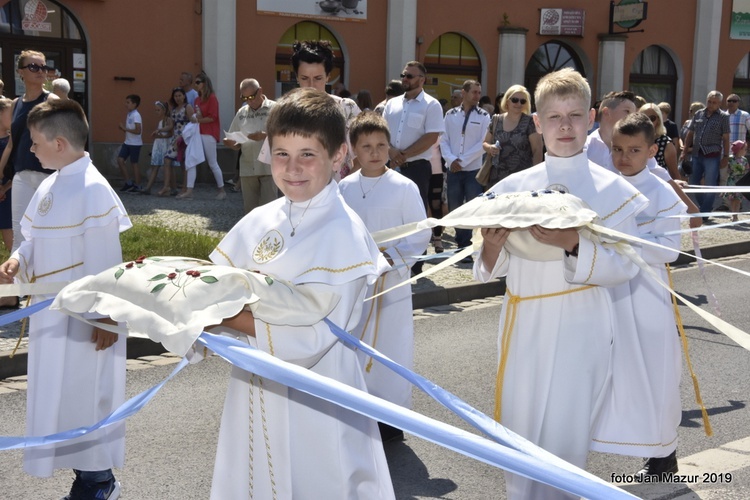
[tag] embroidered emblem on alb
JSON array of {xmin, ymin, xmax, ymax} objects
[
  {"xmin": 253, "ymin": 230, "xmax": 283, "ymax": 264},
  {"xmin": 37, "ymin": 192, "xmax": 53, "ymax": 216}
]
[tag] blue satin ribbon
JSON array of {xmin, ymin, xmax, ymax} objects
[{"xmin": 0, "ymin": 302, "xmax": 635, "ymax": 499}]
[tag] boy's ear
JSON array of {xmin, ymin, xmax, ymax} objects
[
  {"xmin": 55, "ymin": 136, "xmax": 68, "ymax": 152},
  {"xmin": 331, "ymin": 142, "xmax": 347, "ymax": 172},
  {"xmin": 648, "ymin": 142, "xmax": 658, "ymax": 159},
  {"xmin": 532, "ymin": 113, "xmax": 542, "ymax": 135},
  {"xmin": 587, "ymin": 107, "xmax": 596, "ymax": 130}
]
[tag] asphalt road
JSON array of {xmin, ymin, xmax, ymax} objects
[{"xmin": 1, "ymin": 255, "xmax": 749, "ymax": 499}]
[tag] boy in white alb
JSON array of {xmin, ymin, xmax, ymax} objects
[
  {"xmin": 339, "ymin": 112, "xmax": 430, "ymax": 442},
  {"xmin": 208, "ymin": 89, "xmax": 395, "ymax": 499},
  {"xmin": 0, "ymin": 99, "xmax": 131, "ymax": 500},
  {"xmin": 591, "ymin": 112, "xmax": 686, "ymax": 479},
  {"xmin": 473, "ymin": 69, "xmax": 648, "ymax": 500}
]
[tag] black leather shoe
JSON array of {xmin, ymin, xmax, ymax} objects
[{"xmin": 635, "ymin": 450, "xmax": 678, "ymax": 481}]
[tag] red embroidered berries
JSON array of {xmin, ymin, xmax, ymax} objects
[
  {"xmin": 167, "ymin": 273, "xmax": 177, "ymax": 279},
  {"xmin": 125, "ymin": 262, "xmax": 134, "ymax": 268},
  {"xmin": 186, "ymin": 270, "xmax": 201, "ymax": 277}
]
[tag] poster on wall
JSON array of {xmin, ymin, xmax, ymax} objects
[
  {"xmin": 731, "ymin": 0, "xmax": 750, "ymax": 39},
  {"xmin": 257, "ymin": 0, "xmax": 367, "ymax": 23}
]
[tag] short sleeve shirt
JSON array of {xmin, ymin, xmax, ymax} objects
[{"xmin": 383, "ymin": 90, "xmax": 445, "ymax": 162}]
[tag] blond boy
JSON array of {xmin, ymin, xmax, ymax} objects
[{"xmin": 474, "ymin": 68, "xmax": 648, "ymax": 500}]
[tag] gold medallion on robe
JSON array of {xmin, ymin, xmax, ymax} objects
[
  {"xmin": 253, "ymin": 230, "xmax": 283, "ymax": 264},
  {"xmin": 37, "ymin": 192, "xmax": 53, "ymax": 216}
]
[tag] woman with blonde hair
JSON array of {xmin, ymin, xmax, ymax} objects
[
  {"xmin": 640, "ymin": 103, "xmax": 679, "ymax": 179},
  {"xmin": 482, "ymin": 84, "xmax": 543, "ymax": 185}
]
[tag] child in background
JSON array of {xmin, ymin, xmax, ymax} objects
[
  {"xmin": 141, "ymin": 100, "xmax": 173, "ymax": 195},
  {"xmin": 725, "ymin": 140, "xmax": 748, "ymax": 221},
  {"xmin": 0, "ymin": 99, "xmax": 131, "ymax": 500},
  {"xmin": 117, "ymin": 94, "xmax": 142, "ymax": 192},
  {"xmin": 474, "ymin": 68, "xmax": 647, "ymax": 500},
  {"xmin": 592, "ymin": 112, "xmax": 687, "ymax": 479},
  {"xmin": 339, "ymin": 112, "xmax": 430, "ymax": 442}
]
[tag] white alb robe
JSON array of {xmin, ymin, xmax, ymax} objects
[
  {"xmin": 209, "ymin": 180, "xmax": 395, "ymax": 500},
  {"xmin": 339, "ymin": 169, "xmax": 430, "ymax": 408},
  {"xmin": 473, "ymin": 152, "xmax": 648, "ymax": 500},
  {"xmin": 12, "ymin": 155, "xmax": 131, "ymax": 477},
  {"xmin": 591, "ymin": 167, "xmax": 686, "ymax": 457}
]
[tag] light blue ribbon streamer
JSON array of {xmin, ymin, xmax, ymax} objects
[
  {"xmin": 196, "ymin": 332, "xmax": 635, "ymax": 500},
  {"xmin": 0, "ymin": 356, "xmax": 188, "ymax": 450},
  {"xmin": 0, "ymin": 303, "xmax": 634, "ymax": 499}
]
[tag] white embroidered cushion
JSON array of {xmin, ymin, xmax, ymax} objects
[
  {"xmin": 50, "ymin": 256, "xmax": 339, "ymax": 356},
  {"xmin": 418, "ymin": 190, "xmax": 598, "ymax": 261}
]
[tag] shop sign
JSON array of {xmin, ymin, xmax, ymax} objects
[
  {"xmin": 258, "ymin": 0, "xmax": 367, "ymax": 23},
  {"xmin": 22, "ymin": 0, "xmax": 52, "ymax": 33},
  {"xmin": 539, "ymin": 9, "xmax": 585, "ymax": 37},
  {"xmin": 731, "ymin": 0, "xmax": 750, "ymax": 40}
]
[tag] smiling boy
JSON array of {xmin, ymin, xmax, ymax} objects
[
  {"xmin": 209, "ymin": 89, "xmax": 394, "ymax": 499},
  {"xmin": 474, "ymin": 68, "xmax": 648, "ymax": 500}
]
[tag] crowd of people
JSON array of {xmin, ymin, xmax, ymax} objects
[{"xmin": 1, "ymin": 41, "xmax": 749, "ymax": 500}]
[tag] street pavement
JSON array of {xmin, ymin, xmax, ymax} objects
[{"xmin": 1, "ymin": 254, "xmax": 749, "ymax": 498}]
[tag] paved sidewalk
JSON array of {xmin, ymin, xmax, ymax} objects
[{"xmin": 2, "ymin": 183, "xmax": 750, "ymax": 379}]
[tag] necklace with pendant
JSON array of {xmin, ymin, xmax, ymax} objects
[
  {"xmin": 287, "ymin": 198, "xmax": 313, "ymax": 237},
  {"xmin": 359, "ymin": 172, "xmax": 386, "ymax": 199}
]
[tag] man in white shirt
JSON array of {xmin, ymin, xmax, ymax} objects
[
  {"xmin": 440, "ymin": 80, "xmax": 490, "ymax": 252},
  {"xmin": 383, "ymin": 61, "xmax": 444, "ymax": 273},
  {"xmin": 383, "ymin": 61, "xmax": 444, "ymax": 211}
]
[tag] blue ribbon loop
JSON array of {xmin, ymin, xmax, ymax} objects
[{"xmin": 0, "ymin": 300, "xmax": 635, "ymax": 499}]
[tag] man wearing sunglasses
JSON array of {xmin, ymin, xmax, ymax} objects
[
  {"xmin": 383, "ymin": 62, "xmax": 443, "ymax": 212},
  {"xmin": 223, "ymin": 78, "xmax": 277, "ymax": 213},
  {"xmin": 726, "ymin": 94, "xmax": 750, "ymax": 144},
  {"xmin": 383, "ymin": 61, "xmax": 444, "ymax": 274}
]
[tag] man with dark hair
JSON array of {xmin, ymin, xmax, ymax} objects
[
  {"xmin": 261, "ymin": 40, "xmax": 360, "ymax": 178},
  {"xmin": 383, "ymin": 61, "xmax": 444, "ymax": 273},
  {"xmin": 373, "ymin": 80, "xmax": 404, "ymax": 115},
  {"xmin": 440, "ymin": 80, "xmax": 489, "ymax": 257}
]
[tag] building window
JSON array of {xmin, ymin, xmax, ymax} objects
[
  {"xmin": 423, "ymin": 32, "xmax": 481, "ymax": 101},
  {"xmin": 733, "ymin": 52, "xmax": 750, "ymax": 111},
  {"xmin": 525, "ymin": 41, "xmax": 584, "ymax": 104},
  {"xmin": 629, "ymin": 45, "xmax": 677, "ymax": 108},
  {"xmin": 275, "ymin": 21, "xmax": 345, "ymax": 97}
]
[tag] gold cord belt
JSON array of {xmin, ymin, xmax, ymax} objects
[
  {"xmin": 11, "ymin": 261, "xmax": 84, "ymax": 357},
  {"xmin": 494, "ymin": 284, "xmax": 595, "ymax": 422}
]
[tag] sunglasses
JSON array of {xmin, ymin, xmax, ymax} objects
[
  {"xmin": 727, "ymin": 99, "xmax": 739, "ymax": 103},
  {"xmin": 195, "ymin": 80, "xmax": 204, "ymax": 85},
  {"xmin": 19, "ymin": 63, "xmax": 51, "ymax": 73},
  {"xmin": 645, "ymin": 114, "xmax": 658, "ymax": 122},
  {"xmin": 509, "ymin": 97, "xmax": 527, "ymax": 105},
  {"xmin": 240, "ymin": 88, "xmax": 260, "ymax": 101},
  {"xmin": 400, "ymin": 73, "xmax": 423, "ymax": 80}
]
